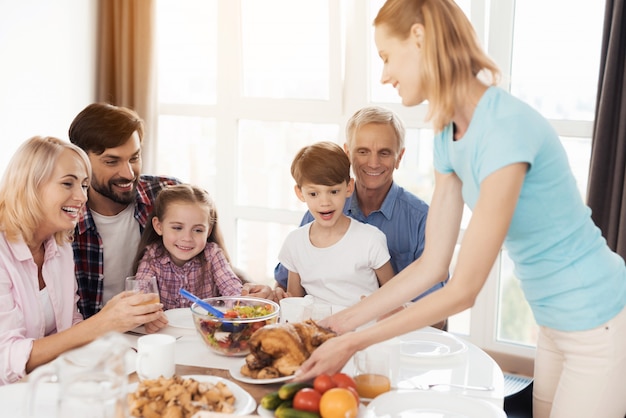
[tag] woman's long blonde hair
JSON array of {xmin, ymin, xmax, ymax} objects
[
  {"xmin": 0, "ymin": 136, "xmax": 91, "ymax": 246},
  {"xmin": 374, "ymin": 0, "xmax": 500, "ymax": 132}
]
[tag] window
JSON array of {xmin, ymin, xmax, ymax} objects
[
  {"xmin": 156, "ymin": 0, "xmax": 217, "ymax": 104},
  {"xmin": 154, "ymin": 0, "xmax": 605, "ymax": 359},
  {"xmin": 240, "ymin": 1, "xmax": 330, "ymax": 100},
  {"xmin": 236, "ymin": 121, "xmax": 339, "ymax": 210}
]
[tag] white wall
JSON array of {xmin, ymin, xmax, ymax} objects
[{"xmin": 0, "ymin": 0, "xmax": 97, "ymax": 172}]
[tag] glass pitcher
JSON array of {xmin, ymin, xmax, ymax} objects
[{"xmin": 26, "ymin": 331, "xmax": 131, "ymax": 418}]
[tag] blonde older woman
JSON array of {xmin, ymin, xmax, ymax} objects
[{"xmin": 0, "ymin": 136, "xmax": 163, "ymax": 385}]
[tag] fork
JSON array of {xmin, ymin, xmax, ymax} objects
[{"xmin": 411, "ymin": 383, "xmax": 495, "ymax": 391}]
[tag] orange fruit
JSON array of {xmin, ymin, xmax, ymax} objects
[{"xmin": 319, "ymin": 387, "xmax": 359, "ymax": 418}]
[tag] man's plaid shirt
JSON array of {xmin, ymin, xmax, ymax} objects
[{"xmin": 73, "ymin": 175, "xmax": 180, "ymax": 318}]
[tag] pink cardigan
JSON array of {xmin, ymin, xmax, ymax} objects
[{"xmin": 0, "ymin": 232, "xmax": 83, "ymax": 384}]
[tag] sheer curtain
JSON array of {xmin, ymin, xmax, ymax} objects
[
  {"xmin": 588, "ymin": 0, "xmax": 626, "ymax": 259},
  {"xmin": 95, "ymin": 0, "xmax": 157, "ymax": 170}
]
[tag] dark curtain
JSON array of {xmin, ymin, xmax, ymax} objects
[{"xmin": 587, "ymin": 0, "xmax": 626, "ymax": 259}]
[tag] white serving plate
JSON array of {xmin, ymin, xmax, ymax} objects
[
  {"xmin": 399, "ymin": 331, "xmax": 468, "ymax": 360},
  {"xmin": 165, "ymin": 307, "xmax": 195, "ymax": 330},
  {"xmin": 129, "ymin": 374, "xmax": 256, "ymax": 416},
  {"xmin": 364, "ymin": 390, "xmax": 505, "ymax": 418},
  {"xmin": 229, "ymin": 362, "xmax": 294, "ymax": 385}
]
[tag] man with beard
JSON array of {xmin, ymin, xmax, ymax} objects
[
  {"xmin": 68, "ymin": 103, "xmax": 181, "ymax": 320},
  {"xmin": 69, "ymin": 103, "xmax": 273, "ymax": 322}
]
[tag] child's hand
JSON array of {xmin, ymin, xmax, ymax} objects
[
  {"xmin": 241, "ymin": 283, "xmax": 276, "ymax": 301},
  {"xmin": 273, "ymin": 286, "xmax": 290, "ymax": 301}
]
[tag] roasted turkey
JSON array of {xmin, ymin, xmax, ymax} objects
[{"xmin": 240, "ymin": 319, "xmax": 336, "ymax": 378}]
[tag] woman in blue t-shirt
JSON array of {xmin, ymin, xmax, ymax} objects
[{"xmin": 295, "ymin": 1, "xmax": 626, "ymax": 417}]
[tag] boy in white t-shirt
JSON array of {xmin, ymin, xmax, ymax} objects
[{"xmin": 278, "ymin": 141, "xmax": 395, "ymax": 307}]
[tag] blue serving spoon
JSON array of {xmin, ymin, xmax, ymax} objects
[
  {"xmin": 179, "ymin": 289, "xmax": 244, "ymax": 333},
  {"xmin": 179, "ymin": 288, "xmax": 224, "ymax": 318}
]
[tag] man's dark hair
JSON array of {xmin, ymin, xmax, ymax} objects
[{"xmin": 68, "ymin": 103, "xmax": 144, "ymax": 155}]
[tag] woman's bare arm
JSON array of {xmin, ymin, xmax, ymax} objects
[
  {"xmin": 295, "ymin": 163, "xmax": 528, "ymax": 381},
  {"xmin": 26, "ymin": 292, "xmax": 162, "ymax": 373}
]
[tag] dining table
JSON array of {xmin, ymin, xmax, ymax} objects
[
  {"xmin": 122, "ymin": 316, "xmax": 284, "ymax": 405},
  {"xmin": 122, "ymin": 309, "xmax": 505, "ymax": 412},
  {"xmin": 9, "ymin": 309, "xmax": 506, "ymax": 417}
]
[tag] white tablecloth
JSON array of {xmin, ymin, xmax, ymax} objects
[
  {"xmin": 124, "ymin": 324, "xmax": 505, "ymax": 408},
  {"xmin": 122, "ymin": 324, "xmax": 244, "ymax": 372},
  {"xmin": 9, "ymin": 320, "xmax": 504, "ymax": 417}
]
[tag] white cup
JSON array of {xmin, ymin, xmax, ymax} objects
[
  {"xmin": 135, "ymin": 334, "xmax": 176, "ymax": 380},
  {"xmin": 279, "ymin": 297, "xmax": 313, "ymax": 323},
  {"xmin": 369, "ymin": 338, "xmax": 402, "ymax": 387},
  {"xmin": 353, "ymin": 349, "xmax": 392, "ymax": 399}
]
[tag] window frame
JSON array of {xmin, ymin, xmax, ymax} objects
[{"xmin": 154, "ymin": 0, "xmax": 598, "ymax": 363}]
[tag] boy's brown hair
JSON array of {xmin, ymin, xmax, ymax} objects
[{"xmin": 291, "ymin": 141, "xmax": 351, "ymax": 187}]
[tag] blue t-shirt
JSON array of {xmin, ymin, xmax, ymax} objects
[
  {"xmin": 434, "ymin": 86, "xmax": 626, "ymax": 331},
  {"xmin": 274, "ymin": 182, "xmax": 446, "ymax": 299}
]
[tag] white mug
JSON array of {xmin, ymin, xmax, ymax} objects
[
  {"xmin": 135, "ymin": 334, "xmax": 176, "ymax": 380},
  {"xmin": 279, "ymin": 297, "xmax": 313, "ymax": 323}
]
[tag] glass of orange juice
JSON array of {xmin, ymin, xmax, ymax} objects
[
  {"xmin": 353, "ymin": 349, "xmax": 391, "ymax": 400},
  {"xmin": 125, "ymin": 275, "xmax": 160, "ymax": 305}
]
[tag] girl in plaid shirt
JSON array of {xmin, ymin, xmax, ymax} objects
[{"xmin": 132, "ymin": 184, "xmax": 242, "ymax": 310}]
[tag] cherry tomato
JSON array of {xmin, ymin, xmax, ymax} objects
[
  {"xmin": 293, "ymin": 388, "xmax": 322, "ymax": 413},
  {"xmin": 223, "ymin": 310, "xmax": 239, "ymax": 318},
  {"xmin": 314, "ymin": 374, "xmax": 337, "ymax": 394},
  {"xmin": 250, "ymin": 321, "xmax": 265, "ymax": 332},
  {"xmin": 331, "ymin": 373, "xmax": 357, "ymax": 390}
]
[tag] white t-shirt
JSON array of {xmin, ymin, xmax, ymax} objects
[
  {"xmin": 278, "ymin": 218, "xmax": 390, "ymax": 307},
  {"xmin": 91, "ymin": 204, "xmax": 140, "ymax": 304}
]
